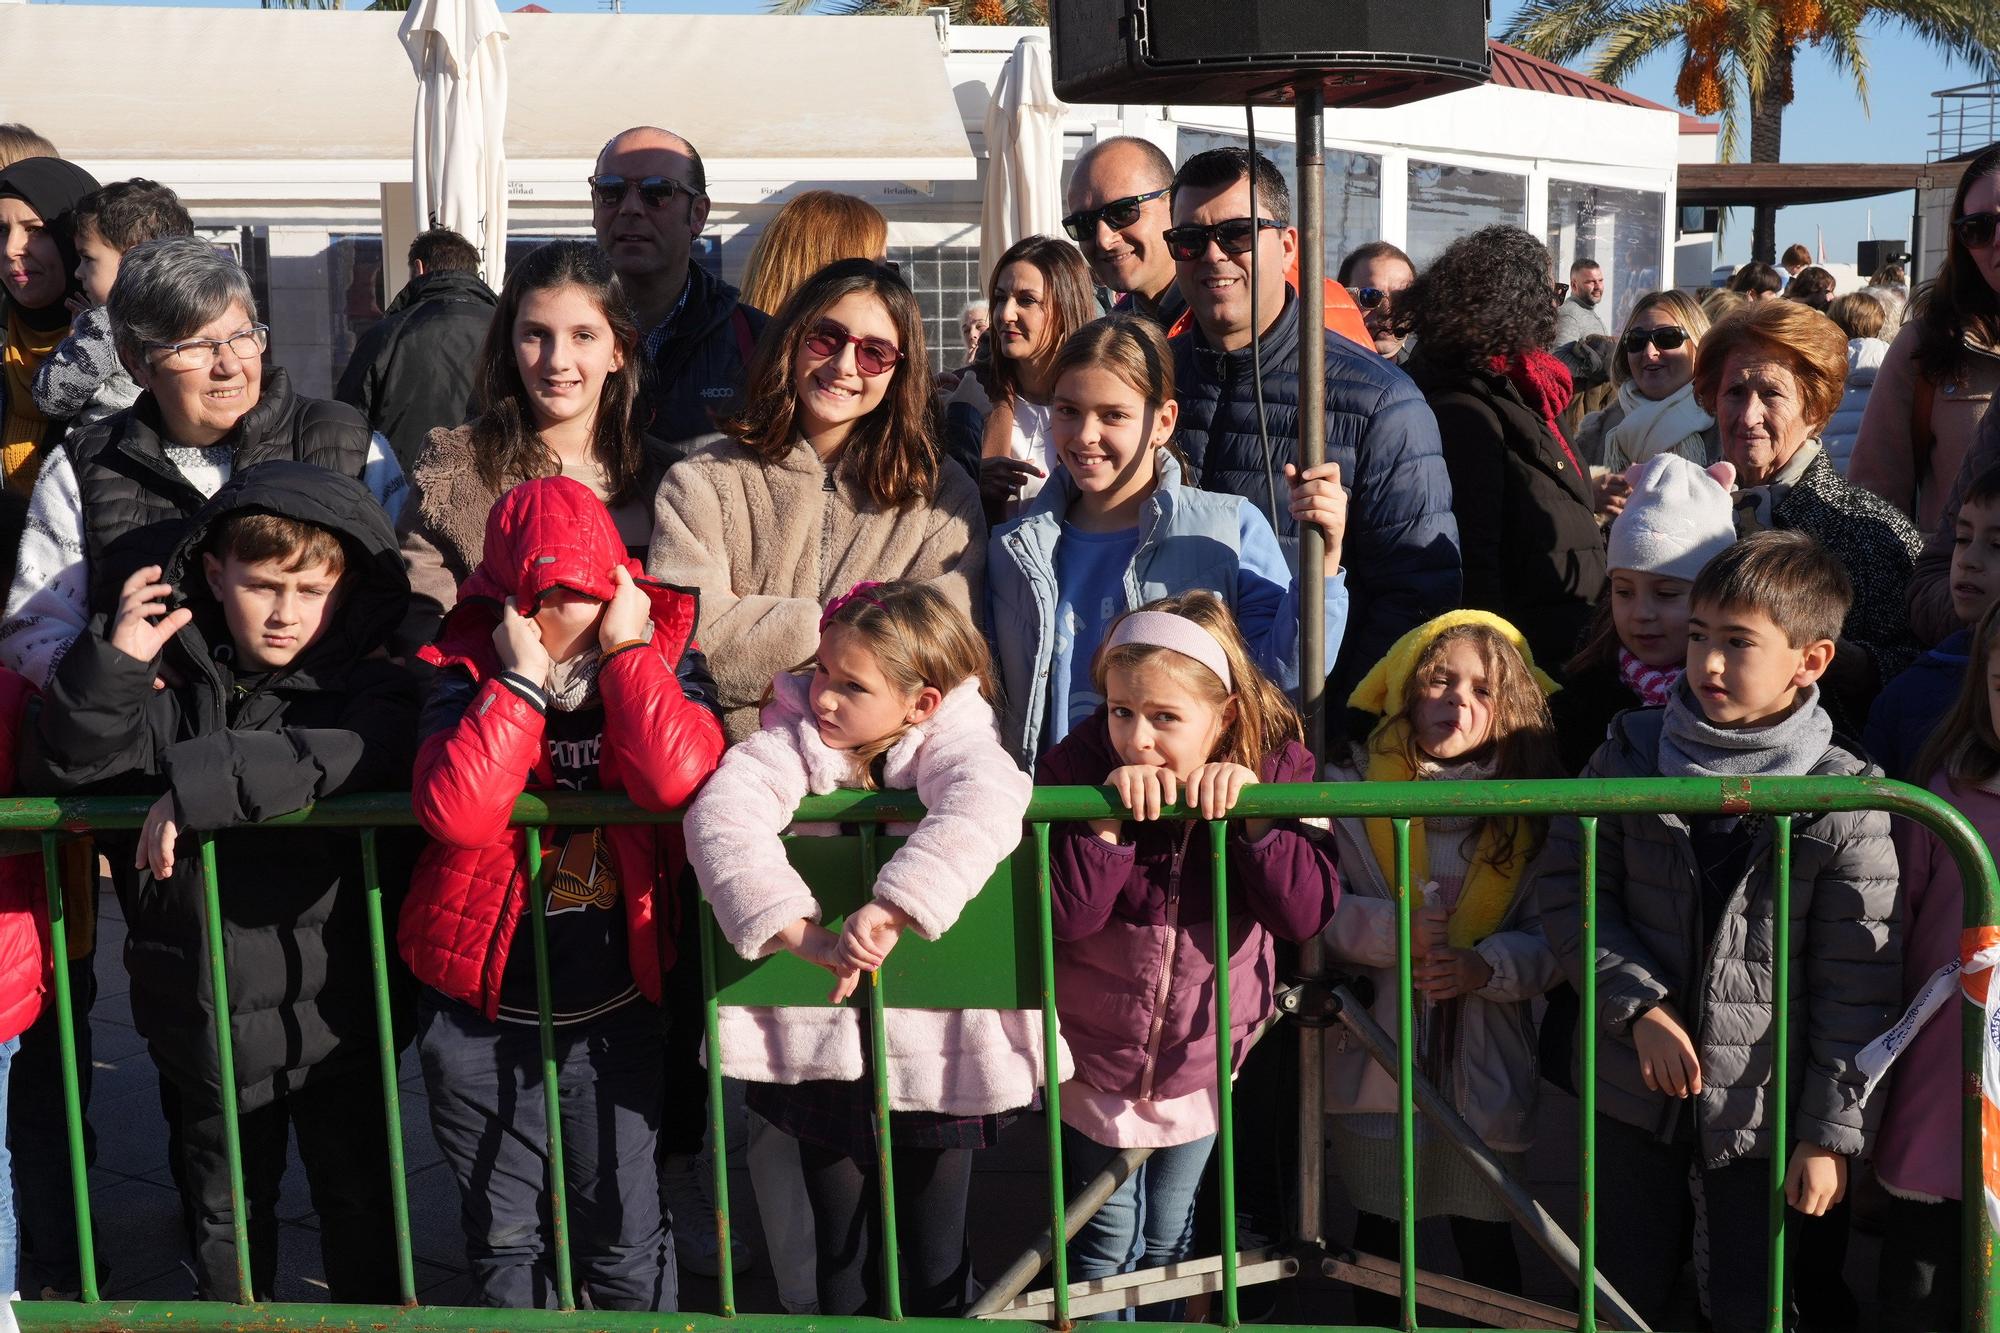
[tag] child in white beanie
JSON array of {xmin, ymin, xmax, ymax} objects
[{"xmin": 1554, "ymin": 453, "xmax": 1738, "ymax": 772}]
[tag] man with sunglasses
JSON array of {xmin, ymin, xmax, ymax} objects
[
  {"xmin": 1336, "ymin": 241, "xmax": 1416, "ymax": 364},
  {"xmin": 1166, "ymin": 146, "xmax": 1459, "ymax": 700},
  {"xmin": 591, "ymin": 126, "xmax": 766, "ymax": 448},
  {"xmin": 1063, "ymin": 136, "xmax": 1183, "ymax": 327}
]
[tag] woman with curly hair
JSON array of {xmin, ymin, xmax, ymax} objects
[{"xmin": 1401, "ymin": 225, "xmax": 1607, "ymax": 675}]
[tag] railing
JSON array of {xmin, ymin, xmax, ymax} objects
[
  {"xmin": 2, "ymin": 776, "xmax": 1993, "ymax": 1333},
  {"xmin": 1931, "ymin": 78, "xmax": 2000, "ymax": 164}
]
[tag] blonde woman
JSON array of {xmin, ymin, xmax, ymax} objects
[
  {"xmin": 1576, "ymin": 289, "xmax": 1718, "ymax": 480},
  {"xmin": 739, "ymin": 191, "xmax": 889, "ymax": 318}
]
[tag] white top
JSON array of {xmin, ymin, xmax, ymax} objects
[{"xmin": 1002, "ymin": 397, "xmax": 1056, "ymax": 517}]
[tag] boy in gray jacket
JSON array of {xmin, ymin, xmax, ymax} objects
[{"xmin": 1536, "ymin": 530, "xmax": 1900, "ymax": 1333}]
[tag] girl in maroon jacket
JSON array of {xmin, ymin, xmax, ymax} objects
[
  {"xmin": 1036, "ymin": 590, "xmax": 1339, "ymax": 1317},
  {"xmin": 398, "ymin": 477, "xmax": 725, "ymax": 1312}
]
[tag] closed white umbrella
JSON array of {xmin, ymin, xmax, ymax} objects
[
  {"xmin": 399, "ymin": 0, "xmax": 510, "ymax": 288},
  {"xmin": 979, "ymin": 33, "xmax": 1066, "ymax": 288}
]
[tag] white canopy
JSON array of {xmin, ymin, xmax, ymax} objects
[{"xmin": 401, "ymin": 0, "xmax": 510, "ymax": 285}]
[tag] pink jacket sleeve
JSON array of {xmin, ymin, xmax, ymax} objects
[
  {"xmin": 683, "ymin": 725, "xmax": 821, "ymax": 959},
  {"xmin": 870, "ymin": 722, "xmax": 1033, "ymax": 942}
]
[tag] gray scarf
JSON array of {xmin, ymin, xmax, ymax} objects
[
  {"xmin": 1657, "ymin": 678, "xmax": 1832, "ymax": 778},
  {"xmin": 544, "ymin": 647, "xmax": 605, "ymax": 713}
]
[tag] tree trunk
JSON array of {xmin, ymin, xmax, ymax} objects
[{"xmin": 1748, "ymin": 41, "xmax": 1793, "ymax": 265}]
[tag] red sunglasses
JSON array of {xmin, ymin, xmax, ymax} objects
[{"xmin": 803, "ymin": 321, "xmax": 905, "ymax": 377}]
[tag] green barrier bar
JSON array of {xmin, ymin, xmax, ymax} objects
[
  {"xmin": 196, "ymin": 836, "xmax": 254, "ymax": 1304},
  {"xmin": 523, "ymin": 827, "xmax": 575, "ymax": 1312},
  {"xmin": 359, "ymin": 831, "xmax": 417, "ymax": 1306},
  {"xmin": 1210, "ymin": 819, "xmax": 1238, "ymax": 1328},
  {"xmin": 40, "ymin": 834, "xmax": 97, "ymax": 1305},
  {"xmin": 698, "ymin": 892, "xmax": 736, "ymax": 1315},
  {"xmin": 1392, "ymin": 817, "xmax": 1416, "ymax": 1332},
  {"xmin": 859, "ymin": 825, "xmax": 903, "ymax": 1321},
  {"xmin": 1032, "ymin": 822, "xmax": 1068, "ymax": 1325},
  {"xmin": 1578, "ymin": 817, "xmax": 1597, "ymax": 1333},
  {"xmin": 1766, "ymin": 815, "xmax": 1792, "ymax": 1333}
]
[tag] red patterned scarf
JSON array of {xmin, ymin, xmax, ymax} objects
[
  {"xmin": 1618, "ymin": 648, "xmax": 1682, "ymax": 708},
  {"xmin": 1490, "ymin": 349, "xmax": 1580, "ymax": 474}
]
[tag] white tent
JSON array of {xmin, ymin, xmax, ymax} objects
[
  {"xmin": 400, "ymin": 0, "xmax": 511, "ymax": 287},
  {"xmin": 978, "ymin": 33, "xmax": 1065, "ymax": 287}
]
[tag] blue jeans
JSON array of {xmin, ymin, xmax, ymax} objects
[
  {"xmin": 418, "ymin": 992, "xmax": 675, "ymax": 1311},
  {"xmin": 0, "ymin": 1034, "xmax": 17, "ymax": 1296},
  {"xmin": 1063, "ymin": 1125, "xmax": 1215, "ymax": 1322}
]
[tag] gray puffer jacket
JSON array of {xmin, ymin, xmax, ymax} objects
[{"xmin": 1532, "ymin": 707, "xmax": 1900, "ymax": 1167}]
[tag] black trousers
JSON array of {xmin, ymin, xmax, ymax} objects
[
  {"xmin": 171, "ymin": 1070, "xmax": 402, "ymax": 1303},
  {"xmin": 1349, "ymin": 1211, "xmax": 1522, "ymax": 1328},
  {"xmin": 1876, "ymin": 1195, "xmax": 1961, "ymax": 1333},
  {"xmin": 795, "ymin": 1136, "xmax": 977, "ymax": 1318},
  {"xmin": 658, "ymin": 947, "xmax": 707, "ymax": 1159},
  {"xmin": 11, "ymin": 948, "xmax": 96, "ymax": 1293}
]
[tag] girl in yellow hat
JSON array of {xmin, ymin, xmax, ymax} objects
[{"xmin": 1319, "ymin": 610, "xmax": 1562, "ymax": 1322}]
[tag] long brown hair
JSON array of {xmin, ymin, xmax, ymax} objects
[
  {"xmin": 1092, "ymin": 590, "xmax": 1302, "ymax": 773},
  {"xmin": 469, "ymin": 241, "xmax": 646, "ymax": 506},
  {"xmin": 818, "ymin": 579, "xmax": 995, "ymax": 788},
  {"xmin": 740, "ymin": 191, "xmax": 889, "ymax": 317},
  {"xmin": 1913, "ymin": 598, "xmax": 2000, "ymax": 790},
  {"xmin": 1913, "ymin": 141, "xmax": 2000, "ymax": 383},
  {"xmin": 714, "ymin": 258, "xmax": 938, "ymax": 509},
  {"xmin": 987, "ymin": 234, "xmax": 1097, "ymax": 405}
]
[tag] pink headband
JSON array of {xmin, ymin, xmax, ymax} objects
[
  {"xmin": 820, "ymin": 580, "xmax": 888, "ymax": 632},
  {"xmin": 1106, "ymin": 611, "xmax": 1233, "ymax": 689}
]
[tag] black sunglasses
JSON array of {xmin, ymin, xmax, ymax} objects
[
  {"xmin": 1061, "ymin": 187, "xmax": 1171, "ymax": 243},
  {"xmin": 1622, "ymin": 325, "xmax": 1691, "ymax": 354},
  {"xmin": 587, "ymin": 174, "xmax": 704, "ymax": 210},
  {"xmin": 1162, "ymin": 217, "xmax": 1284, "ymax": 263},
  {"xmin": 1954, "ymin": 210, "xmax": 2000, "ymax": 248}
]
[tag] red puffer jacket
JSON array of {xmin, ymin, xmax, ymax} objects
[
  {"xmin": 398, "ymin": 478, "xmax": 726, "ymax": 1019},
  {"xmin": 0, "ymin": 671, "xmax": 50, "ymax": 1043}
]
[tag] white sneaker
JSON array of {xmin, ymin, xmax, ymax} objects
[{"xmin": 662, "ymin": 1151, "xmax": 752, "ymax": 1277}]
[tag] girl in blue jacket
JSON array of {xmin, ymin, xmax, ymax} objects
[{"xmin": 986, "ymin": 314, "xmax": 1347, "ymax": 765}]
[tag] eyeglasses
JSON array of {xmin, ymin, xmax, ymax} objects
[
  {"xmin": 1346, "ymin": 286, "xmax": 1390, "ymax": 311},
  {"xmin": 1061, "ymin": 187, "xmax": 1171, "ymax": 243},
  {"xmin": 1953, "ymin": 210, "xmax": 2000, "ymax": 248},
  {"xmin": 1161, "ymin": 217, "xmax": 1284, "ymax": 262},
  {"xmin": 803, "ymin": 321, "xmax": 904, "ymax": 377},
  {"xmin": 1622, "ymin": 325, "xmax": 1691, "ymax": 354},
  {"xmin": 586, "ymin": 174, "xmax": 704, "ymax": 211},
  {"xmin": 145, "ymin": 324, "xmax": 269, "ymax": 372}
]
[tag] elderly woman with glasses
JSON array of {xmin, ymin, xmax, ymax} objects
[
  {"xmin": 0, "ymin": 234, "xmax": 406, "ymax": 689},
  {"xmin": 1575, "ymin": 290, "xmax": 1719, "ymax": 514}
]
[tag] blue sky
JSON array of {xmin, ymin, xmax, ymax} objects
[{"xmin": 49, "ymin": 0, "xmax": 1992, "ymax": 267}]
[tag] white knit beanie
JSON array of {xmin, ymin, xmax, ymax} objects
[{"xmin": 1606, "ymin": 454, "xmax": 1738, "ymax": 582}]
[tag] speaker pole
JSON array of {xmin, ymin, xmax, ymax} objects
[{"xmin": 1293, "ymin": 75, "xmax": 1328, "ymax": 1258}]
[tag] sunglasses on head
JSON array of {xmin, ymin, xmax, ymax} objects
[
  {"xmin": 1061, "ymin": 187, "xmax": 1171, "ymax": 243},
  {"xmin": 803, "ymin": 321, "xmax": 905, "ymax": 377},
  {"xmin": 1622, "ymin": 325, "xmax": 1691, "ymax": 354},
  {"xmin": 1346, "ymin": 286, "xmax": 1390, "ymax": 311},
  {"xmin": 1162, "ymin": 217, "xmax": 1284, "ymax": 263},
  {"xmin": 1954, "ymin": 210, "xmax": 2000, "ymax": 248},
  {"xmin": 587, "ymin": 174, "xmax": 704, "ymax": 210}
]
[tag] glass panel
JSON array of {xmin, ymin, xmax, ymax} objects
[
  {"xmin": 1175, "ymin": 127, "xmax": 1384, "ymax": 276},
  {"xmin": 1405, "ymin": 159, "xmax": 1528, "ymax": 267},
  {"xmin": 1547, "ymin": 179, "xmax": 1668, "ymax": 333},
  {"xmin": 885, "ymin": 243, "xmax": 981, "ymax": 374}
]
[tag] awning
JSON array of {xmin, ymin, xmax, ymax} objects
[
  {"xmin": 1678, "ymin": 161, "xmax": 1968, "ymax": 208},
  {"xmin": 0, "ymin": 7, "xmax": 975, "ymax": 183}
]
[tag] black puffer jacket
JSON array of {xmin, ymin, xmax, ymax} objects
[
  {"xmin": 643, "ymin": 261, "xmax": 767, "ymax": 449},
  {"xmin": 334, "ymin": 267, "xmax": 497, "ymax": 470},
  {"xmin": 22, "ymin": 462, "xmax": 419, "ymax": 1113},
  {"xmin": 65, "ymin": 369, "xmax": 382, "ymax": 623},
  {"xmin": 1171, "ymin": 290, "xmax": 1461, "ymax": 698},
  {"xmin": 1403, "ymin": 348, "xmax": 1608, "ymax": 676}
]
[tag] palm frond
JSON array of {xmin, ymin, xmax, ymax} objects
[
  {"xmin": 1593, "ymin": 2, "xmax": 1700, "ymax": 86},
  {"xmin": 1812, "ymin": 9, "xmax": 1872, "ymax": 116},
  {"xmin": 1868, "ymin": 0, "xmax": 2000, "ymax": 79},
  {"xmin": 1496, "ymin": 0, "xmax": 1634, "ymax": 64},
  {"xmin": 1730, "ymin": 0, "xmax": 1778, "ymax": 111}
]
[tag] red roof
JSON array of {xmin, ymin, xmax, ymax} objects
[
  {"xmin": 1487, "ymin": 40, "xmax": 1720, "ymax": 135},
  {"xmin": 513, "ymin": 4, "xmax": 550, "ymax": 11}
]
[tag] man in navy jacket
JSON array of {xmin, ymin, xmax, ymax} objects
[{"xmin": 1168, "ymin": 147, "xmax": 1461, "ymax": 700}]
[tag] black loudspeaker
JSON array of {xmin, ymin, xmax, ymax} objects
[
  {"xmin": 1050, "ymin": 0, "xmax": 1490, "ymax": 108},
  {"xmin": 1856, "ymin": 239, "xmax": 1911, "ymax": 277}
]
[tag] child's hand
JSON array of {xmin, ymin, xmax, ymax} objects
[
  {"xmin": 774, "ymin": 918, "xmax": 863, "ymax": 1004},
  {"xmin": 108, "ymin": 566, "xmax": 193, "ymax": 664},
  {"xmin": 1416, "ymin": 944, "xmax": 1493, "ymax": 1000},
  {"xmin": 1784, "ymin": 1143, "xmax": 1848, "ymax": 1216},
  {"xmin": 1107, "ymin": 765, "xmax": 1178, "ymax": 821},
  {"xmin": 1414, "ymin": 902, "xmax": 1449, "ymax": 962},
  {"xmin": 494, "ymin": 598, "xmax": 551, "ymax": 685},
  {"xmin": 1633, "ymin": 1003, "xmax": 1702, "ymax": 1098},
  {"xmin": 837, "ymin": 901, "xmax": 912, "ymax": 973},
  {"xmin": 597, "ymin": 566, "xmax": 651, "ymax": 650},
  {"xmin": 1184, "ymin": 762, "xmax": 1257, "ymax": 820},
  {"xmin": 1284, "ymin": 461, "xmax": 1347, "ymax": 575},
  {"xmin": 135, "ymin": 792, "xmax": 181, "ymax": 879}
]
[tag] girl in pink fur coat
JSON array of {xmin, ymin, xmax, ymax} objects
[{"xmin": 685, "ymin": 579, "xmax": 1057, "ymax": 1318}]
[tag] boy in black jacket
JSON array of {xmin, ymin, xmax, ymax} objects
[{"xmin": 23, "ymin": 460, "xmax": 417, "ymax": 1303}]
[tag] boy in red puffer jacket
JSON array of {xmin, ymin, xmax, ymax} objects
[
  {"xmin": 398, "ymin": 476, "xmax": 724, "ymax": 1313},
  {"xmin": 0, "ymin": 667, "xmax": 51, "ymax": 1303}
]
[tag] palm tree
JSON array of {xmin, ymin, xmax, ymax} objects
[
  {"xmin": 1501, "ymin": 0, "xmax": 2000, "ymax": 262},
  {"xmin": 766, "ymin": 0, "xmax": 1047, "ymax": 20}
]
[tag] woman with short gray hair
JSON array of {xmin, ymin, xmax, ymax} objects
[{"xmin": 0, "ymin": 233, "xmax": 408, "ymax": 688}]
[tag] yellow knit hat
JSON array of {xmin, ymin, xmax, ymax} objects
[{"xmin": 1346, "ymin": 609, "xmax": 1560, "ymax": 718}]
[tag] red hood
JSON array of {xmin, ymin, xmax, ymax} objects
[{"xmin": 419, "ymin": 476, "xmax": 697, "ymax": 682}]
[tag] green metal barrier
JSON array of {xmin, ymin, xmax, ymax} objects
[{"xmin": 0, "ymin": 775, "xmax": 1991, "ymax": 1333}]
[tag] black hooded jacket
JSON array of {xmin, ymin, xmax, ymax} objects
[
  {"xmin": 0, "ymin": 157, "xmax": 101, "ymax": 457},
  {"xmin": 334, "ymin": 267, "xmax": 498, "ymax": 471},
  {"xmin": 22, "ymin": 461, "xmax": 419, "ymax": 1111}
]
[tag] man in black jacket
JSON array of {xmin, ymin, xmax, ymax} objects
[
  {"xmin": 591, "ymin": 126, "xmax": 766, "ymax": 447},
  {"xmin": 335, "ymin": 227, "xmax": 497, "ymax": 471},
  {"xmin": 22, "ymin": 461, "xmax": 417, "ymax": 1304}
]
